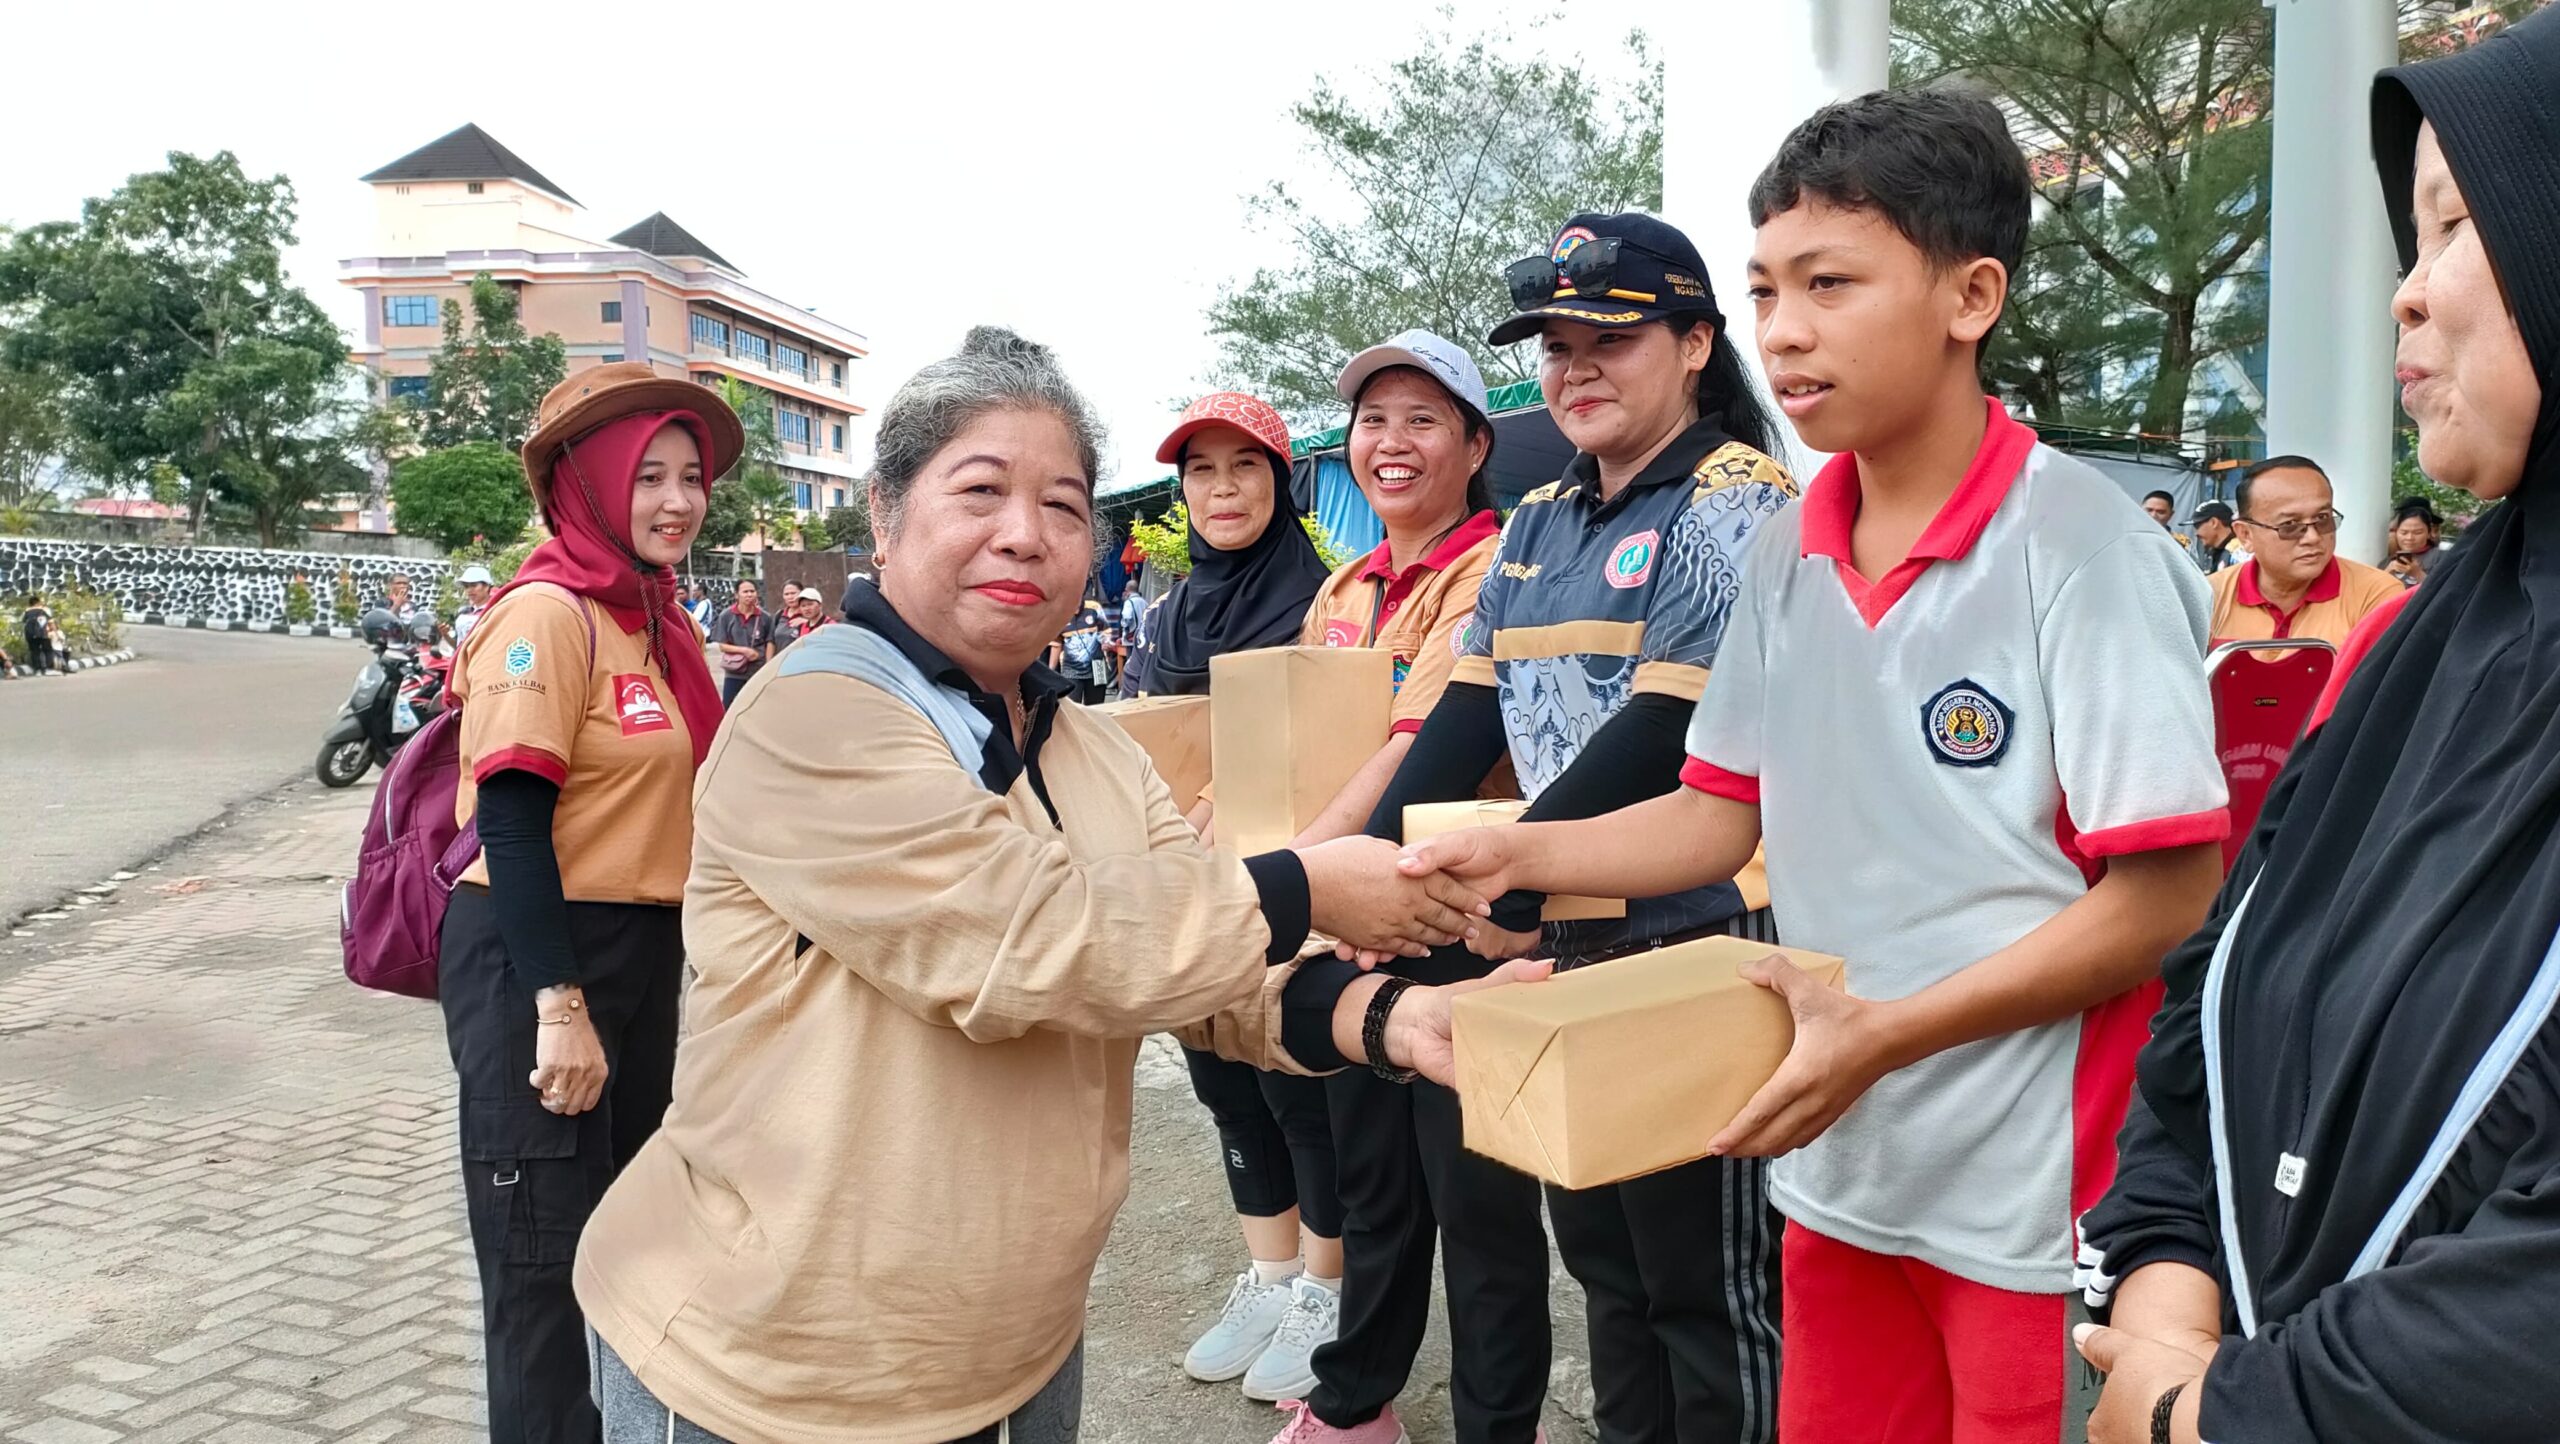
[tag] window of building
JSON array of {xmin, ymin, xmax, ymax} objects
[
  {"xmin": 691, "ymin": 313, "xmax": 729, "ymax": 351},
  {"xmin": 777, "ymin": 411, "xmax": 812, "ymax": 447},
  {"xmin": 383, "ymin": 295, "xmax": 439, "ymax": 328},
  {"xmin": 693, "ymin": 373, "xmax": 721, "ymax": 389},
  {"xmin": 794, "ymin": 481, "xmax": 814, "ymax": 510},
  {"xmin": 386, "ymin": 375, "xmax": 430, "ymax": 405},
  {"xmin": 775, "ymin": 343, "xmax": 808, "ymax": 379},
  {"xmin": 736, "ymin": 333, "xmax": 771, "ymax": 365},
  {"xmin": 602, "ymin": 353, "xmax": 624, "ymax": 364},
  {"xmin": 831, "ymin": 423, "xmax": 845, "ymax": 452},
  {"xmin": 829, "ymin": 487, "xmax": 845, "ymax": 508},
  {"xmin": 601, "ymin": 301, "xmax": 622, "ymax": 323},
  {"xmin": 466, "ymin": 181, "xmax": 485, "ymax": 194},
  {"xmin": 831, "ymin": 361, "xmax": 844, "ymax": 386}
]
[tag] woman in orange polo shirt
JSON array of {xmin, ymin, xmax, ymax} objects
[
  {"xmin": 1169, "ymin": 336, "xmax": 1509, "ymax": 1411},
  {"xmin": 439, "ymin": 365, "xmax": 741, "ymax": 1444}
]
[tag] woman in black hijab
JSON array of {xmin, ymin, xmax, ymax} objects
[
  {"xmin": 2075, "ymin": 11, "xmax": 2560, "ymax": 1443},
  {"xmin": 1137, "ymin": 391, "xmax": 1331, "ymax": 705}
]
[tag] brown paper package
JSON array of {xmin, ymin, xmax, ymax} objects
[
  {"xmin": 1093, "ymin": 695, "xmax": 1212, "ymax": 813},
  {"xmin": 1401, "ymin": 800, "xmax": 1625, "ymax": 921},
  {"xmin": 1208, "ymin": 647, "xmax": 1394, "ymax": 855},
  {"xmin": 1452, "ymin": 936, "xmax": 1847, "ymax": 1190}
]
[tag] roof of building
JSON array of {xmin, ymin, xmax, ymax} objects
[
  {"xmin": 607, "ymin": 213, "xmax": 738, "ymax": 273},
  {"xmin": 360, "ymin": 123, "xmax": 579, "ymax": 205}
]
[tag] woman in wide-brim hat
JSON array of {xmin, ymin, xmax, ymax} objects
[{"xmin": 439, "ymin": 362, "xmax": 739, "ymax": 1444}]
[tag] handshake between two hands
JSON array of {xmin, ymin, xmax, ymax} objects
[{"xmin": 1293, "ymin": 825, "xmax": 1526, "ymax": 966}]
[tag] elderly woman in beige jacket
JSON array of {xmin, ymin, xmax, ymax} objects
[{"xmin": 573, "ymin": 327, "xmax": 1542, "ymax": 1444}]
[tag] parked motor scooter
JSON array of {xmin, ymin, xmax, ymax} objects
[{"xmin": 316, "ymin": 610, "xmax": 449, "ymax": 787}]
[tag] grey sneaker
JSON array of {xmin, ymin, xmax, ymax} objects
[
  {"xmin": 1183, "ymin": 1271, "xmax": 1295, "ymax": 1382},
  {"xmin": 1242, "ymin": 1276, "xmax": 1340, "ymax": 1401}
]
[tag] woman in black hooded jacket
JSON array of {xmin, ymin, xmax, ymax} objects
[{"xmin": 2074, "ymin": 11, "xmax": 2560, "ymax": 1443}]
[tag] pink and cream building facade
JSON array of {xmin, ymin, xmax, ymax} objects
[{"xmin": 340, "ymin": 124, "xmax": 868, "ymax": 515}]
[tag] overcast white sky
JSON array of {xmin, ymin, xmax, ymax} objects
[{"xmin": 3, "ymin": 0, "xmax": 1630, "ymax": 490}]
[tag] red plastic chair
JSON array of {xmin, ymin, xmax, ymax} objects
[{"xmin": 2207, "ymin": 638, "xmax": 2337, "ymax": 871}]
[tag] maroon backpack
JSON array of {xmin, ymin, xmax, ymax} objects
[{"xmin": 341, "ymin": 587, "xmax": 593, "ymax": 999}]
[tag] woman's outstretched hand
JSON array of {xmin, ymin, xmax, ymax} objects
[
  {"xmin": 1384, "ymin": 958, "xmax": 1556, "ymax": 1084},
  {"xmin": 1296, "ymin": 835, "xmax": 1491, "ymax": 958}
]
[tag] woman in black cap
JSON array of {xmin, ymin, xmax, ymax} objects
[
  {"xmin": 2074, "ymin": 11, "xmax": 2560, "ymax": 1442},
  {"xmin": 2384, "ymin": 494, "xmax": 2443, "ymax": 586},
  {"xmin": 1279, "ymin": 213, "xmax": 1798, "ymax": 1444}
]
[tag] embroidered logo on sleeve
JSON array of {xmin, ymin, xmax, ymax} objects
[
  {"xmin": 1448, "ymin": 610, "xmax": 1475, "ymax": 658},
  {"xmin": 1922, "ymin": 679, "xmax": 2014, "ymax": 767},
  {"xmin": 1606, "ymin": 530, "xmax": 1660, "ymax": 590},
  {"xmin": 504, "ymin": 638, "xmax": 536, "ymax": 676},
  {"xmin": 614, "ymin": 675, "xmax": 673, "ymax": 735}
]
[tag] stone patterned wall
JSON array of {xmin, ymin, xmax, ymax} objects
[{"xmin": 0, "ymin": 538, "xmax": 454, "ymax": 624}]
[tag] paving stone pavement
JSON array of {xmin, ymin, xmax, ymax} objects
[{"xmin": 0, "ymin": 780, "xmax": 486, "ymax": 1444}]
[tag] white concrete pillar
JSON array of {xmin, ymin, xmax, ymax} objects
[
  {"xmin": 1660, "ymin": 0, "xmax": 1890, "ymax": 480},
  {"xmin": 2263, "ymin": 0, "xmax": 2401, "ymax": 563}
]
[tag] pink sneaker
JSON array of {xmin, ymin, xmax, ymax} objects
[{"xmin": 1267, "ymin": 1399, "xmax": 1408, "ymax": 1444}]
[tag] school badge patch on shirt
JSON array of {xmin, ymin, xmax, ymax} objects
[
  {"xmin": 1922, "ymin": 679, "xmax": 2013, "ymax": 767},
  {"xmin": 505, "ymin": 638, "xmax": 536, "ymax": 676},
  {"xmin": 614, "ymin": 674, "xmax": 673, "ymax": 735}
]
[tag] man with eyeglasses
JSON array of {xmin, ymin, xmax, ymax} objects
[{"xmin": 2207, "ymin": 454, "xmax": 2404, "ymax": 649}]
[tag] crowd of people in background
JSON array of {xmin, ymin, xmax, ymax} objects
[{"xmin": 349, "ymin": 12, "xmax": 2560, "ymax": 1444}]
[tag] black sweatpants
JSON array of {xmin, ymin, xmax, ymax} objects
[
  {"xmin": 441, "ymin": 884, "xmax": 683, "ymax": 1444},
  {"xmin": 1309, "ymin": 1068, "xmax": 1550, "ymax": 1442},
  {"xmin": 1183, "ymin": 1045, "xmax": 1344, "ymax": 1237},
  {"xmin": 1544, "ymin": 909, "xmax": 1786, "ymax": 1444}
]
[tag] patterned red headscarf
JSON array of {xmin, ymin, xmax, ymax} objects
[{"xmin": 493, "ymin": 410, "xmax": 722, "ymax": 767}]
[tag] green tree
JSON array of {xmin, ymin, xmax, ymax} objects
[
  {"xmin": 0, "ymin": 151, "xmax": 352, "ymax": 539},
  {"xmin": 705, "ymin": 376, "xmax": 795, "ymax": 550},
  {"xmin": 1203, "ymin": 23, "xmax": 1663, "ymax": 421},
  {"xmin": 1896, "ymin": 0, "xmax": 2274, "ymax": 437},
  {"xmin": 420, "ymin": 273, "xmax": 568, "ymax": 450},
  {"xmin": 390, "ymin": 442, "xmax": 535, "ymax": 551},
  {"xmin": 0, "ymin": 351, "xmax": 67, "ymax": 509},
  {"xmin": 817, "ymin": 492, "xmax": 874, "ymax": 552}
]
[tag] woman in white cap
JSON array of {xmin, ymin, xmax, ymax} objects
[{"xmin": 1177, "ymin": 335, "xmax": 1515, "ymax": 1410}]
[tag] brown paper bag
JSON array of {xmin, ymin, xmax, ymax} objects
[
  {"xmin": 1094, "ymin": 695, "xmax": 1212, "ymax": 813},
  {"xmin": 1400, "ymin": 799, "xmax": 1625, "ymax": 921},
  {"xmin": 1453, "ymin": 936, "xmax": 1846, "ymax": 1189},
  {"xmin": 1209, "ymin": 647, "xmax": 1393, "ymax": 855}
]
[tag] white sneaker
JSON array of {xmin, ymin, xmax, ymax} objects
[
  {"xmin": 1242, "ymin": 1276, "xmax": 1340, "ymax": 1402},
  {"xmin": 1183, "ymin": 1270, "xmax": 1296, "ymax": 1382}
]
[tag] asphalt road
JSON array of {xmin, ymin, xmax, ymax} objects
[{"xmin": 0, "ymin": 627, "xmax": 369, "ymax": 921}]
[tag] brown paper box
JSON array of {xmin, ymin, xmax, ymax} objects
[
  {"xmin": 1401, "ymin": 800, "xmax": 1625, "ymax": 921},
  {"xmin": 1209, "ymin": 647, "xmax": 1394, "ymax": 855},
  {"xmin": 1095, "ymin": 695, "xmax": 1213, "ymax": 813},
  {"xmin": 1453, "ymin": 936, "xmax": 1847, "ymax": 1189}
]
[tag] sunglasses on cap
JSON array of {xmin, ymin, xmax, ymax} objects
[{"xmin": 1502, "ymin": 236, "xmax": 1685, "ymax": 314}]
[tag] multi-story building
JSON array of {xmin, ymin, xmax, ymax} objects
[{"xmin": 340, "ymin": 124, "xmax": 868, "ymax": 519}]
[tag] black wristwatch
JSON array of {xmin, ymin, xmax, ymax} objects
[
  {"xmin": 1363, "ymin": 975, "xmax": 1421, "ymax": 1083},
  {"xmin": 2151, "ymin": 1382, "xmax": 2186, "ymax": 1444}
]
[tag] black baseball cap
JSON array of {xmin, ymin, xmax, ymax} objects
[
  {"xmin": 1488, "ymin": 213, "xmax": 1723, "ymax": 347},
  {"xmin": 2191, "ymin": 500, "xmax": 2237, "ymax": 526}
]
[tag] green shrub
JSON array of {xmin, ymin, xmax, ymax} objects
[
  {"xmin": 53, "ymin": 581, "xmax": 122, "ymax": 653},
  {"xmin": 284, "ymin": 577, "xmax": 316, "ymax": 624},
  {"xmin": 332, "ymin": 568, "xmax": 359, "ymax": 624}
]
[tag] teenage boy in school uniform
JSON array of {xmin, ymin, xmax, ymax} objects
[{"xmin": 1404, "ymin": 89, "xmax": 2230, "ymax": 1443}]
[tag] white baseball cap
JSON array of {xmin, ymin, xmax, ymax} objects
[
  {"xmin": 1335, "ymin": 329, "xmax": 1491, "ymax": 427},
  {"xmin": 458, "ymin": 565, "xmax": 495, "ymax": 585}
]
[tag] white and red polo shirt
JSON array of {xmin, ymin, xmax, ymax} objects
[{"xmin": 1681, "ymin": 399, "xmax": 2228, "ymax": 1292}]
